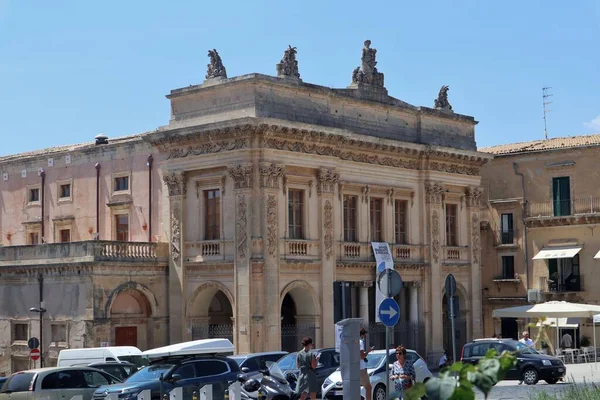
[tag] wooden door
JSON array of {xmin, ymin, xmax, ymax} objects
[{"xmin": 115, "ymin": 327, "xmax": 137, "ymax": 347}]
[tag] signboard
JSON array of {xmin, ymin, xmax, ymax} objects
[
  {"xmin": 445, "ymin": 274, "xmax": 457, "ymax": 298},
  {"xmin": 378, "ymin": 298, "xmax": 400, "ymax": 327},
  {"xmin": 335, "ymin": 323, "xmax": 343, "ymax": 353},
  {"xmin": 377, "ymin": 269, "xmax": 403, "ymax": 298},
  {"xmin": 371, "ymin": 242, "xmax": 393, "ymax": 323},
  {"xmin": 30, "ymin": 348, "xmax": 40, "ymax": 361},
  {"xmin": 27, "ymin": 337, "xmax": 39, "ymax": 350}
]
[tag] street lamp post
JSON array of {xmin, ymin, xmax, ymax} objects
[{"xmin": 29, "ymin": 305, "xmax": 46, "ymax": 367}]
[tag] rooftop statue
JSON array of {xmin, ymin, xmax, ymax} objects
[
  {"xmin": 276, "ymin": 45, "xmax": 300, "ymax": 79},
  {"xmin": 351, "ymin": 40, "xmax": 384, "ymax": 87},
  {"xmin": 434, "ymin": 85, "xmax": 453, "ymax": 111},
  {"xmin": 206, "ymin": 49, "xmax": 227, "ymax": 80}
]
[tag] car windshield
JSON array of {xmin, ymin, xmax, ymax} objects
[
  {"xmin": 125, "ymin": 365, "xmax": 173, "ymax": 383},
  {"xmin": 266, "ymin": 362, "xmax": 285, "ymax": 380},
  {"xmin": 119, "ymin": 356, "xmax": 150, "ymax": 369},
  {"xmin": 514, "ymin": 342, "xmax": 540, "ymax": 354},
  {"xmin": 365, "ymin": 354, "xmax": 386, "ymax": 369},
  {"xmin": 277, "ymin": 353, "xmax": 298, "ymax": 370}
]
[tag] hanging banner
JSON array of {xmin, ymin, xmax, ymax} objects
[{"xmin": 371, "ymin": 242, "xmax": 394, "ymax": 323}]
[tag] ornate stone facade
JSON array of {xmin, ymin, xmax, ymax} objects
[
  {"xmin": 425, "ymin": 182, "xmax": 445, "ymax": 204},
  {"xmin": 229, "ymin": 164, "xmax": 254, "ymax": 189},
  {"xmin": 324, "ymin": 200, "xmax": 333, "ymax": 260},
  {"xmin": 471, "ymin": 212, "xmax": 480, "ymax": 264},
  {"xmin": 266, "ymin": 195, "xmax": 277, "ymax": 257},
  {"xmin": 260, "ymin": 163, "xmax": 284, "ymax": 189},
  {"xmin": 163, "ymin": 172, "xmax": 187, "ymax": 197},
  {"xmin": 317, "ymin": 168, "xmax": 339, "ymax": 194},
  {"xmin": 236, "ymin": 195, "xmax": 248, "ymax": 259},
  {"xmin": 431, "ymin": 210, "xmax": 440, "ymax": 264}
]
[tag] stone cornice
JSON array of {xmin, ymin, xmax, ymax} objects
[
  {"xmin": 336, "ymin": 262, "xmax": 428, "ymax": 270},
  {"xmin": 0, "ymin": 263, "xmax": 166, "ymax": 276}
]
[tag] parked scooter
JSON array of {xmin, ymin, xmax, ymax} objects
[{"xmin": 241, "ymin": 361, "xmax": 299, "ymax": 400}]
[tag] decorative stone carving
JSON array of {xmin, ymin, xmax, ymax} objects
[
  {"xmin": 429, "ymin": 162, "xmax": 479, "ymax": 176},
  {"xmin": 259, "ymin": 163, "xmax": 284, "ymax": 189},
  {"xmin": 324, "ymin": 200, "xmax": 333, "ymax": 260},
  {"xmin": 308, "ymin": 180, "xmax": 313, "ymax": 197},
  {"xmin": 221, "ymin": 175, "xmax": 227, "ymax": 195},
  {"xmin": 206, "ymin": 49, "xmax": 227, "ymax": 80},
  {"xmin": 163, "ymin": 172, "xmax": 187, "ymax": 197},
  {"xmin": 228, "ymin": 164, "xmax": 253, "ymax": 189},
  {"xmin": 431, "ymin": 210, "xmax": 440, "ymax": 263},
  {"xmin": 351, "ymin": 40, "xmax": 384, "ymax": 87},
  {"xmin": 466, "ymin": 186, "xmax": 484, "ymax": 207},
  {"xmin": 171, "ymin": 209, "xmax": 181, "ymax": 262},
  {"xmin": 276, "ymin": 45, "xmax": 300, "ymax": 79},
  {"xmin": 236, "ymin": 195, "xmax": 247, "ymax": 259},
  {"xmin": 472, "ymin": 213, "xmax": 481, "ymax": 264},
  {"xmin": 362, "ymin": 185, "xmax": 370, "ymax": 203},
  {"xmin": 167, "ymin": 138, "xmax": 248, "ymax": 159},
  {"xmin": 266, "ymin": 195, "xmax": 277, "ymax": 257},
  {"xmin": 425, "ymin": 182, "xmax": 444, "ymax": 204},
  {"xmin": 434, "ymin": 85, "xmax": 453, "ymax": 111},
  {"xmin": 317, "ymin": 168, "xmax": 339, "ymax": 194},
  {"xmin": 387, "ymin": 188, "xmax": 395, "ymax": 205}
]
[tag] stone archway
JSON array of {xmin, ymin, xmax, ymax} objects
[
  {"xmin": 442, "ymin": 283, "xmax": 469, "ymax": 360},
  {"xmin": 187, "ymin": 281, "xmax": 234, "ymax": 344},
  {"xmin": 280, "ymin": 280, "xmax": 320, "ymax": 352},
  {"xmin": 107, "ymin": 283, "xmax": 155, "ymax": 350}
]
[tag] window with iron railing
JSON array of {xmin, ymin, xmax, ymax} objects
[
  {"xmin": 343, "ymin": 195, "xmax": 358, "ymax": 242},
  {"xmin": 288, "ymin": 189, "xmax": 304, "ymax": 239},
  {"xmin": 501, "ymin": 256, "xmax": 515, "ymax": 279},
  {"xmin": 394, "ymin": 200, "xmax": 408, "ymax": 245},
  {"xmin": 552, "ymin": 176, "xmax": 571, "ymax": 217},
  {"xmin": 500, "ymin": 213, "xmax": 514, "ymax": 244},
  {"xmin": 204, "ymin": 189, "xmax": 221, "ymax": 240}
]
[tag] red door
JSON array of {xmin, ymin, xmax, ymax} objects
[{"xmin": 115, "ymin": 327, "xmax": 137, "ymax": 347}]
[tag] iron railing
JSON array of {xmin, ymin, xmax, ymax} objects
[{"xmin": 526, "ymin": 197, "xmax": 600, "ymax": 218}]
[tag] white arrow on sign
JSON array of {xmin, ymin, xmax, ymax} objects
[{"xmin": 380, "ymin": 307, "xmax": 398, "ymax": 318}]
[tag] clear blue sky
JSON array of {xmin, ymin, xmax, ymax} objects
[{"xmin": 1, "ymin": 0, "xmax": 599, "ymax": 156}]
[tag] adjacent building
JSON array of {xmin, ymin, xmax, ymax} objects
[
  {"xmin": 480, "ymin": 135, "xmax": 600, "ymax": 344},
  {"xmin": 0, "ymin": 42, "xmax": 490, "ymax": 373}
]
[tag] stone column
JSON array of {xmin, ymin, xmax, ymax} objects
[
  {"xmin": 318, "ymin": 168, "xmax": 339, "ymax": 348},
  {"xmin": 163, "ymin": 171, "xmax": 187, "ymax": 343},
  {"xmin": 259, "ymin": 162, "xmax": 285, "ymax": 350},
  {"xmin": 466, "ymin": 187, "xmax": 484, "ymax": 340},
  {"xmin": 229, "ymin": 164, "xmax": 254, "ymax": 353},
  {"xmin": 425, "ymin": 181, "xmax": 445, "ymax": 359},
  {"xmin": 359, "ymin": 282, "xmax": 371, "ymax": 327},
  {"xmin": 409, "ymin": 282, "xmax": 420, "ymax": 324}
]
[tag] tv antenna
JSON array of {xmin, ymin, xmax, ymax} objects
[{"xmin": 542, "ymin": 86, "xmax": 553, "ymax": 140}]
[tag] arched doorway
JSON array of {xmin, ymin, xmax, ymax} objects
[
  {"xmin": 109, "ymin": 288, "xmax": 152, "ymax": 348},
  {"xmin": 442, "ymin": 287, "xmax": 468, "ymax": 360},
  {"xmin": 280, "ymin": 281, "xmax": 318, "ymax": 352},
  {"xmin": 188, "ymin": 282, "xmax": 234, "ymax": 344}
]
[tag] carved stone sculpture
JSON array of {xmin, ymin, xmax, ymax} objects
[
  {"xmin": 466, "ymin": 186, "xmax": 484, "ymax": 207},
  {"xmin": 206, "ymin": 49, "xmax": 227, "ymax": 80},
  {"xmin": 351, "ymin": 40, "xmax": 385, "ymax": 87},
  {"xmin": 431, "ymin": 210, "xmax": 440, "ymax": 263},
  {"xmin": 259, "ymin": 163, "xmax": 284, "ymax": 189},
  {"xmin": 163, "ymin": 172, "xmax": 187, "ymax": 197},
  {"xmin": 229, "ymin": 164, "xmax": 253, "ymax": 189},
  {"xmin": 425, "ymin": 182, "xmax": 444, "ymax": 204},
  {"xmin": 266, "ymin": 195, "xmax": 277, "ymax": 257},
  {"xmin": 276, "ymin": 45, "xmax": 300, "ymax": 79},
  {"xmin": 236, "ymin": 195, "xmax": 247, "ymax": 259},
  {"xmin": 317, "ymin": 168, "xmax": 339, "ymax": 194},
  {"xmin": 471, "ymin": 213, "xmax": 481, "ymax": 264},
  {"xmin": 434, "ymin": 85, "xmax": 453, "ymax": 111},
  {"xmin": 171, "ymin": 209, "xmax": 181, "ymax": 262},
  {"xmin": 324, "ymin": 200, "xmax": 333, "ymax": 259}
]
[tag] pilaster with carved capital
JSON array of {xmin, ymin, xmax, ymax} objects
[
  {"xmin": 465, "ymin": 186, "xmax": 483, "ymax": 208},
  {"xmin": 317, "ymin": 168, "xmax": 339, "ymax": 194},
  {"xmin": 259, "ymin": 162, "xmax": 284, "ymax": 189}
]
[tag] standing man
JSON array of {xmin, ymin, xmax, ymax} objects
[
  {"xmin": 561, "ymin": 332, "xmax": 573, "ymax": 349},
  {"xmin": 518, "ymin": 331, "xmax": 534, "ymax": 385},
  {"xmin": 360, "ymin": 328, "xmax": 374, "ymax": 400}
]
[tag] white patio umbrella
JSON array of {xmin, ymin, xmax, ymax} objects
[{"xmin": 493, "ymin": 301, "xmax": 600, "ymax": 364}]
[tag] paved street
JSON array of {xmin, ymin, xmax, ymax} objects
[{"xmin": 474, "ymin": 363, "xmax": 600, "ymax": 399}]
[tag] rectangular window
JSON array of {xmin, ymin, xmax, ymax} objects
[
  {"xmin": 204, "ymin": 189, "xmax": 221, "ymax": 240},
  {"xmin": 13, "ymin": 323, "xmax": 27, "ymax": 341},
  {"xmin": 343, "ymin": 195, "xmax": 358, "ymax": 242},
  {"xmin": 445, "ymin": 204, "xmax": 458, "ymax": 246},
  {"xmin": 288, "ymin": 189, "xmax": 304, "ymax": 239},
  {"xmin": 51, "ymin": 324, "xmax": 67, "ymax": 343},
  {"xmin": 394, "ymin": 200, "xmax": 408, "ymax": 244},
  {"xmin": 552, "ymin": 176, "xmax": 571, "ymax": 216},
  {"xmin": 29, "ymin": 188, "xmax": 39, "ymax": 203},
  {"xmin": 370, "ymin": 198, "xmax": 383, "ymax": 242},
  {"xmin": 28, "ymin": 232, "xmax": 39, "ymax": 245},
  {"xmin": 115, "ymin": 215, "xmax": 129, "ymax": 242},
  {"xmin": 59, "ymin": 184, "xmax": 71, "ymax": 199},
  {"xmin": 500, "ymin": 213, "xmax": 514, "ymax": 244},
  {"xmin": 59, "ymin": 229, "xmax": 71, "ymax": 243},
  {"xmin": 501, "ymin": 256, "xmax": 515, "ymax": 279},
  {"xmin": 114, "ymin": 176, "xmax": 129, "ymax": 192}
]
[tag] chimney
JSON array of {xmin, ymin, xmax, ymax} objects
[{"xmin": 95, "ymin": 134, "xmax": 109, "ymax": 145}]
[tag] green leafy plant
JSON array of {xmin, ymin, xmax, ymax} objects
[
  {"xmin": 580, "ymin": 335, "xmax": 590, "ymax": 347},
  {"xmin": 404, "ymin": 349, "xmax": 517, "ymax": 400}
]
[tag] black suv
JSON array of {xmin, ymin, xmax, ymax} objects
[
  {"xmin": 461, "ymin": 339, "xmax": 566, "ymax": 385},
  {"xmin": 277, "ymin": 348, "xmax": 339, "ymax": 395},
  {"xmin": 93, "ymin": 355, "xmax": 245, "ymax": 400},
  {"xmin": 230, "ymin": 351, "xmax": 288, "ymax": 376}
]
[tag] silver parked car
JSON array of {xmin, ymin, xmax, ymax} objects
[
  {"xmin": 0, "ymin": 367, "xmax": 122, "ymax": 400},
  {"xmin": 321, "ymin": 349, "xmax": 433, "ymax": 400}
]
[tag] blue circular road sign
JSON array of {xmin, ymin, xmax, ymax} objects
[{"xmin": 378, "ymin": 298, "xmax": 400, "ymax": 327}]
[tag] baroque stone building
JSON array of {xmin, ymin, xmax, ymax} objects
[
  {"xmin": 0, "ymin": 43, "xmax": 490, "ymax": 372},
  {"xmin": 480, "ymin": 135, "xmax": 600, "ymax": 343}
]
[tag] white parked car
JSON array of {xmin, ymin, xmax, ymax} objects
[{"xmin": 321, "ymin": 349, "xmax": 433, "ymax": 400}]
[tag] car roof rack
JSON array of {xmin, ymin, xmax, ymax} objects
[{"xmin": 144, "ymin": 339, "xmax": 235, "ymax": 359}]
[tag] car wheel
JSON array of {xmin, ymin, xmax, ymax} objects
[
  {"xmin": 545, "ymin": 378, "xmax": 559, "ymax": 385},
  {"xmin": 522, "ymin": 368, "xmax": 539, "ymax": 385},
  {"xmin": 374, "ymin": 384, "xmax": 386, "ymax": 400}
]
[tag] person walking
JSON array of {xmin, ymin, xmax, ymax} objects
[
  {"xmin": 360, "ymin": 328, "xmax": 374, "ymax": 400},
  {"xmin": 518, "ymin": 331, "xmax": 534, "ymax": 384},
  {"xmin": 296, "ymin": 337, "xmax": 318, "ymax": 400},
  {"xmin": 390, "ymin": 346, "xmax": 416, "ymax": 400}
]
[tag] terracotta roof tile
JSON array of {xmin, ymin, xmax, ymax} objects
[{"xmin": 479, "ymin": 134, "xmax": 600, "ymax": 155}]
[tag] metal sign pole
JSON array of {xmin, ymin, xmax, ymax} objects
[
  {"xmin": 450, "ymin": 296, "xmax": 456, "ymax": 363},
  {"xmin": 385, "ymin": 326, "xmax": 390, "ymax": 400}
]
